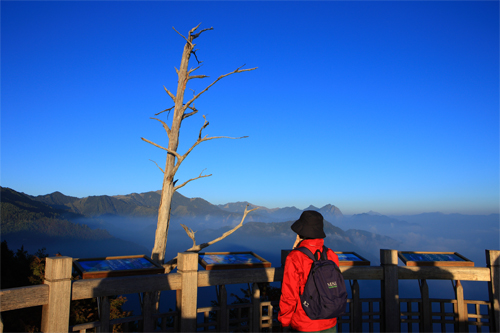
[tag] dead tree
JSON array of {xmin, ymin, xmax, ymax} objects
[{"xmin": 142, "ymin": 24, "xmax": 257, "ymax": 265}]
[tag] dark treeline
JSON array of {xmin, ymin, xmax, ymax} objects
[{"xmin": 1, "ymin": 241, "xmax": 131, "ymax": 332}]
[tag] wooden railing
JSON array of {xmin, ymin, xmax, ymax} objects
[{"xmin": 1, "ymin": 249, "xmax": 498, "ymax": 332}]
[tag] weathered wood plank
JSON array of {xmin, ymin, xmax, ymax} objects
[
  {"xmin": 341, "ymin": 266, "xmax": 383, "ymax": 280},
  {"xmin": 197, "ymin": 267, "xmax": 284, "ymax": 286},
  {"xmin": 141, "ymin": 292, "xmax": 154, "ymax": 332},
  {"xmin": 454, "ymin": 280, "xmax": 467, "ymax": 332},
  {"xmin": 0, "ymin": 284, "xmax": 48, "ymax": 312},
  {"xmin": 486, "ymin": 250, "xmax": 500, "ymax": 333},
  {"xmin": 381, "ymin": 249, "xmax": 400, "ymax": 332},
  {"xmin": 419, "ymin": 279, "xmax": 431, "ymax": 332},
  {"xmin": 351, "ymin": 280, "xmax": 362, "ymax": 332},
  {"xmin": 96, "ymin": 296, "xmax": 110, "ymax": 333},
  {"xmin": 70, "ymin": 315, "xmax": 144, "ymax": 332},
  {"xmin": 219, "ymin": 285, "xmax": 228, "ymax": 333},
  {"xmin": 41, "ymin": 256, "xmax": 72, "ymax": 333},
  {"xmin": 71, "ymin": 273, "xmax": 181, "ymax": 300},
  {"xmin": 398, "ymin": 266, "xmax": 491, "ymax": 281},
  {"xmin": 197, "ymin": 265, "xmax": 382, "ymax": 286},
  {"xmin": 252, "ymin": 283, "xmax": 260, "ymax": 332},
  {"xmin": 178, "ymin": 252, "xmax": 198, "ymax": 332}
]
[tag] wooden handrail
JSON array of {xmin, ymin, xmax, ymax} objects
[
  {"xmin": 398, "ymin": 266, "xmax": 491, "ymax": 281},
  {"xmin": 71, "ymin": 272, "xmax": 181, "ymax": 300},
  {"xmin": 197, "ymin": 267, "xmax": 284, "ymax": 286},
  {"xmin": 0, "ymin": 264, "xmax": 492, "ymax": 312},
  {"xmin": 0, "ymin": 284, "xmax": 49, "ymax": 312},
  {"xmin": 1, "ymin": 250, "xmax": 498, "ymax": 333}
]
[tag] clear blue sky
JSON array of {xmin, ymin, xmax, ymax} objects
[{"xmin": 2, "ymin": 1, "xmax": 498, "ymax": 215}]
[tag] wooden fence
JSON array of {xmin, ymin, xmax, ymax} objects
[{"xmin": 1, "ymin": 249, "xmax": 498, "ymax": 332}]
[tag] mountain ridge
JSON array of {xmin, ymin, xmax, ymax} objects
[
  {"xmin": 0, "ymin": 187, "xmax": 150, "ymax": 258},
  {"xmin": 26, "ymin": 188, "xmax": 344, "ymax": 229}
]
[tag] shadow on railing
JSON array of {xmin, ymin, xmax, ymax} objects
[{"xmin": 0, "ymin": 249, "xmax": 498, "ymax": 332}]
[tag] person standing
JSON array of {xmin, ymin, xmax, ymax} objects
[{"xmin": 278, "ymin": 210, "xmax": 341, "ymax": 332}]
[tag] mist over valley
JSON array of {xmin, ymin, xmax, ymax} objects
[
  {"xmin": 1, "ymin": 186, "xmax": 498, "ymax": 313},
  {"xmin": 2, "ymin": 187, "xmax": 497, "ymax": 267}
]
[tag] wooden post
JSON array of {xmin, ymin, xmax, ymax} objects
[
  {"xmin": 41, "ymin": 256, "xmax": 72, "ymax": 333},
  {"xmin": 219, "ymin": 285, "xmax": 228, "ymax": 332},
  {"xmin": 97, "ymin": 296, "xmax": 110, "ymax": 333},
  {"xmin": 351, "ymin": 280, "xmax": 362, "ymax": 333},
  {"xmin": 252, "ymin": 283, "xmax": 261, "ymax": 332},
  {"xmin": 381, "ymin": 249, "xmax": 400, "ymax": 332},
  {"xmin": 178, "ymin": 252, "xmax": 199, "ymax": 332},
  {"xmin": 453, "ymin": 280, "xmax": 467, "ymax": 332},
  {"xmin": 486, "ymin": 250, "xmax": 500, "ymax": 333},
  {"xmin": 419, "ymin": 279, "xmax": 431, "ymax": 332},
  {"xmin": 142, "ymin": 292, "xmax": 155, "ymax": 332}
]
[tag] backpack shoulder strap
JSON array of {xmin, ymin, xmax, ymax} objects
[
  {"xmin": 323, "ymin": 246, "xmax": 342, "ymax": 272},
  {"xmin": 294, "ymin": 247, "xmax": 316, "ymax": 261},
  {"xmin": 295, "ymin": 246, "xmax": 326, "ymax": 261},
  {"xmin": 321, "ymin": 246, "xmax": 329, "ymax": 260}
]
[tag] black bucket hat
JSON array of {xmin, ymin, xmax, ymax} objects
[{"xmin": 291, "ymin": 210, "xmax": 326, "ymax": 239}]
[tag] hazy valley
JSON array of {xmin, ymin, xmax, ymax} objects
[
  {"xmin": 2, "ymin": 186, "xmax": 498, "ymax": 269},
  {"xmin": 2, "ymin": 186, "xmax": 498, "ymax": 317}
]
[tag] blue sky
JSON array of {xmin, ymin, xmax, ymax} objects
[{"xmin": 1, "ymin": 1, "xmax": 498, "ymax": 215}]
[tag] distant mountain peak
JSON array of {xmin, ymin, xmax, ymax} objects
[
  {"xmin": 217, "ymin": 201, "xmax": 261, "ymax": 213},
  {"xmin": 320, "ymin": 204, "xmax": 342, "ymax": 213}
]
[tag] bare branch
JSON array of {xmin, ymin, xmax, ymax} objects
[
  {"xmin": 169, "ymin": 135, "xmax": 246, "ymax": 187},
  {"xmin": 175, "ymin": 67, "xmax": 179, "ymax": 75},
  {"xmin": 149, "ymin": 159, "xmax": 164, "ymax": 173},
  {"xmin": 169, "ymin": 116, "xmax": 248, "ymax": 179},
  {"xmin": 172, "ymin": 26, "xmax": 192, "ymax": 46},
  {"xmin": 150, "ymin": 117, "xmax": 171, "ymax": 136},
  {"xmin": 192, "ymin": 26, "xmax": 214, "ymax": 39},
  {"xmin": 182, "ymin": 105, "xmax": 199, "ymax": 120},
  {"xmin": 188, "ymin": 23, "xmax": 202, "ymax": 36},
  {"xmin": 163, "ymin": 86, "xmax": 176, "ymax": 102},
  {"xmin": 186, "ymin": 205, "xmax": 259, "ymax": 252},
  {"xmin": 189, "ymin": 75, "xmax": 209, "ymax": 80},
  {"xmin": 174, "ymin": 170, "xmax": 212, "ymax": 192},
  {"xmin": 155, "ymin": 106, "xmax": 174, "ymax": 117},
  {"xmin": 180, "ymin": 224, "xmax": 197, "ymax": 248},
  {"xmin": 204, "ymin": 135, "xmax": 249, "ymax": 141},
  {"xmin": 199, "ymin": 115, "xmax": 210, "ymax": 139},
  {"xmin": 192, "ymin": 50, "xmax": 202, "ymax": 65},
  {"xmin": 188, "ymin": 65, "xmax": 202, "ymax": 75},
  {"xmin": 163, "ymin": 260, "xmax": 177, "ymax": 274},
  {"xmin": 163, "ymin": 204, "xmax": 258, "ymax": 272},
  {"xmin": 141, "ymin": 137, "xmax": 182, "ymax": 160},
  {"xmin": 184, "ymin": 65, "xmax": 258, "ymax": 110}
]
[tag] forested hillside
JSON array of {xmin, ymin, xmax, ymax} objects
[
  {"xmin": 1, "ymin": 187, "xmax": 110, "ymax": 239},
  {"xmin": 28, "ymin": 188, "xmax": 344, "ymax": 231},
  {"xmin": 1, "ymin": 187, "xmax": 150, "ymax": 258}
]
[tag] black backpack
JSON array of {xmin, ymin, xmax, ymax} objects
[{"xmin": 294, "ymin": 246, "xmax": 348, "ymax": 320}]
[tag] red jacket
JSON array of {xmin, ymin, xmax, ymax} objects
[{"xmin": 278, "ymin": 238, "xmax": 340, "ymax": 332}]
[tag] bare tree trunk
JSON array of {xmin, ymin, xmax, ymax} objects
[
  {"xmin": 143, "ymin": 25, "xmax": 257, "ymax": 264},
  {"xmin": 151, "ymin": 180, "xmax": 173, "ymax": 263},
  {"xmin": 150, "ymin": 27, "xmax": 195, "ymax": 264}
]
